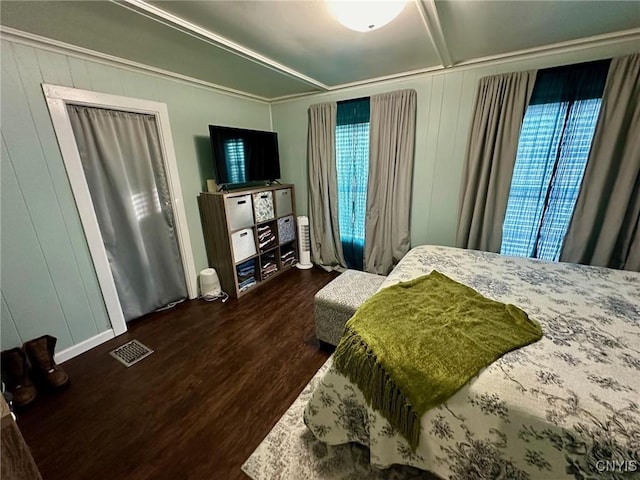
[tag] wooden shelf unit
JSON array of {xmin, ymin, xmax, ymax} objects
[{"xmin": 198, "ymin": 184, "xmax": 298, "ymax": 298}]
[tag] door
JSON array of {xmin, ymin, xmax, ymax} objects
[
  {"xmin": 44, "ymin": 84, "xmax": 197, "ymax": 335},
  {"xmin": 67, "ymin": 105, "xmax": 187, "ymax": 321}
]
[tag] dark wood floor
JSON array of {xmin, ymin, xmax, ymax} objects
[{"xmin": 16, "ymin": 267, "xmax": 337, "ymax": 480}]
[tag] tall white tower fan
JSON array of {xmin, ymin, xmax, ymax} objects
[{"xmin": 296, "ymin": 216, "xmax": 313, "ymax": 269}]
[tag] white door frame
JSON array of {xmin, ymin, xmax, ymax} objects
[{"xmin": 43, "ymin": 84, "xmax": 198, "ymax": 336}]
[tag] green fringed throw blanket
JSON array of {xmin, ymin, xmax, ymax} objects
[{"xmin": 333, "ymin": 270, "xmax": 542, "ymax": 450}]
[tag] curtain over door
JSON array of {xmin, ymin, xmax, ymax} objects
[{"xmin": 67, "ymin": 105, "xmax": 187, "ymax": 321}]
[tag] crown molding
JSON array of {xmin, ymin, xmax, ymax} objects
[
  {"xmin": 455, "ymin": 27, "xmax": 640, "ymax": 69},
  {"xmin": 0, "ymin": 26, "xmax": 271, "ymax": 104},
  {"xmin": 271, "ymin": 27, "xmax": 640, "ymax": 104},
  {"xmin": 3, "ymin": 22, "xmax": 638, "ymax": 106},
  {"xmin": 116, "ymin": 0, "xmax": 330, "ymax": 92}
]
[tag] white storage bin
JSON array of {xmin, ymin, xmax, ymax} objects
[
  {"xmin": 274, "ymin": 188, "xmax": 293, "ymax": 217},
  {"xmin": 253, "ymin": 191, "xmax": 275, "ymax": 223},
  {"xmin": 231, "ymin": 228, "xmax": 256, "ymax": 263},
  {"xmin": 226, "ymin": 194, "xmax": 254, "ymax": 231}
]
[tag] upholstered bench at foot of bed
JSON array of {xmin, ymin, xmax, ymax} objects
[{"xmin": 314, "ymin": 269, "xmax": 386, "ymax": 347}]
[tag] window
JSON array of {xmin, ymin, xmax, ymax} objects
[
  {"xmin": 336, "ymin": 98, "xmax": 370, "ymax": 270},
  {"xmin": 501, "ymin": 60, "xmax": 610, "ymax": 261}
]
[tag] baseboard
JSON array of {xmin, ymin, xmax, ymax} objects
[{"xmin": 55, "ymin": 330, "xmax": 116, "ymax": 364}]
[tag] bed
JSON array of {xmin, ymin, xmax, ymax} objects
[{"xmin": 304, "ymin": 245, "xmax": 640, "ymax": 479}]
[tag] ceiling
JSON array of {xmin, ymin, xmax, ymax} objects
[{"xmin": 1, "ymin": 1, "xmax": 639, "ymax": 100}]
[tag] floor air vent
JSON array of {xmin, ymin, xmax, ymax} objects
[{"xmin": 109, "ymin": 340, "xmax": 154, "ymax": 367}]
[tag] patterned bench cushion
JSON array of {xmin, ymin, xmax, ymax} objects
[{"xmin": 314, "ymin": 270, "xmax": 386, "ymax": 346}]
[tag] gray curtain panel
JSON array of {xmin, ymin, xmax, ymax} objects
[
  {"xmin": 456, "ymin": 71, "xmax": 537, "ymax": 252},
  {"xmin": 365, "ymin": 89, "xmax": 417, "ymax": 275},
  {"xmin": 307, "ymin": 102, "xmax": 346, "ymax": 270},
  {"xmin": 67, "ymin": 105, "xmax": 187, "ymax": 321},
  {"xmin": 561, "ymin": 53, "xmax": 640, "ymax": 271}
]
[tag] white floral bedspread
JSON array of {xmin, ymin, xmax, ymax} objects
[{"xmin": 304, "ymin": 246, "xmax": 640, "ymax": 479}]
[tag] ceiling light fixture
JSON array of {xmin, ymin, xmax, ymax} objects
[{"xmin": 326, "ymin": 1, "xmax": 407, "ymax": 32}]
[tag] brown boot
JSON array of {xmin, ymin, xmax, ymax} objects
[
  {"xmin": 24, "ymin": 335, "xmax": 69, "ymax": 389},
  {"xmin": 1, "ymin": 348, "xmax": 37, "ymax": 407}
]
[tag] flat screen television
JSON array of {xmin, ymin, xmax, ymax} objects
[{"xmin": 209, "ymin": 125, "xmax": 281, "ymax": 187}]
